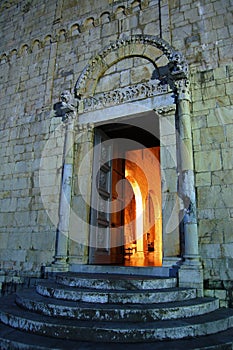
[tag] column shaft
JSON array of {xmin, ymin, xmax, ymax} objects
[
  {"xmin": 53, "ymin": 119, "xmax": 74, "ymax": 269},
  {"xmin": 177, "ymin": 82, "xmax": 203, "ymax": 296}
]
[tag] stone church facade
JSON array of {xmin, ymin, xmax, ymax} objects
[{"xmin": 0, "ymin": 0, "xmax": 232, "ymax": 306}]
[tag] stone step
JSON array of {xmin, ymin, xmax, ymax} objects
[
  {"xmin": 36, "ymin": 282, "xmax": 197, "ymax": 304},
  {"xmin": 56, "ymin": 272, "xmax": 177, "ymax": 290},
  {"xmin": 1, "ymin": 322, "xmax": 233, "ymax": 350},
  {"xmin": 69, "ymin": 264, "xmax": 175, "ymax": 277},
  {"xmin": 16, "ymin": 289, "xmax": 219, "ymax": 322},
  {"xmin": 0, "ymin": 295, "xmax": 233, "ymax": 343}
]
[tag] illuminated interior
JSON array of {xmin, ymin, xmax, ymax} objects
[
  {"xmin": 124, "ymin": 147, "xmax": 162, "ymax": 266},
  {"xmin": 97, "ymin": 113, "xmax": 162, "ymax": 267}
]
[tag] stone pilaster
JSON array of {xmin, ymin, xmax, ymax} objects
[
  {"xmin": 156, "ymin": 104, "xmax": 181, "ymax": 271},
  {"xmin": 68, "ymin": 123, "xmax": 95, "ymax": 268}
]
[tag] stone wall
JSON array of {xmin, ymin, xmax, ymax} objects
[{"xmin": 0, "ymin": 0, "xmax": 232, "ymax": 304}]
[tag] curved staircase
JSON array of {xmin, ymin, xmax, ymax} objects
[{"xmin": 0, "ymin": 272, "xmax": 233, "ymax": 349}]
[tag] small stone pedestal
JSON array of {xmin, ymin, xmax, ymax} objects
[{"xmin": 179, "ymin": 263, "xmax": 203, "ymax": 297}]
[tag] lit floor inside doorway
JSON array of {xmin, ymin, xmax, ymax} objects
[{"xmin": 124, "ymin": 252, "xmax": 162, "ymax": 267}]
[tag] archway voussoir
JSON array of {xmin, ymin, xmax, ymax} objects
[
  {"xmin": 102, "ymin": 50, "xmax": 119, "ymax": 69},
  {"xmin": 128, "ymin": 43, "xmax": 146, "ymax": 56},
  {"xmin": 75, "ymin": 34, "xmax": 189, "ymax": 99},
  {"xmin": 117, "ymin": 43, "xmax": 131, "ymax": 59},
  {"xmin": 143, "ymin": 45, "xmax": 164, "ymax": 64},
  {"xmin": 155, "ymin": 54, "xmax": 170, "ymax": 68},
  {"xmin": 91, "ymin": 61, "xmax": 108, "ymax": 80},
  {"xmin": 85, "ymin": 79, "xmax": 96, "ymax": 96}
]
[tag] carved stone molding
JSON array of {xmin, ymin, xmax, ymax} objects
[
  {"xmin": 75, "ymin": 35, "xmax": 189, "ymax": 99},
  {"xmin": 82, "ymin": 80, "xmax": 169, "ymax": 112},
  {"xmin": 154, "ymin": 105, "xmax": 176, "ymax": 115},
  {"xmin": 75, "ymin": 122, "xmax": 94, "ymax": 133}
]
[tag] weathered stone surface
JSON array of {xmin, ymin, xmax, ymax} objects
[
  {"xmin": 0, "ymin": 0, "xmax": 233, "ymax": 309},
  {"xmin": 0, "ymin": 273, "xmax": 233, "ymax": 346},
  {"xmin": 36, "ymin": 282, "xmax": 197, "ymax": 304}
]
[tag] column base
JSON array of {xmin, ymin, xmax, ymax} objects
[
  {"xmin": 45, "ymin": 256, "xmax": 69, "ymax": 274},
  {"xmin": 179, "ymin": 262, "xmax": 203, "ymax": 297},
  {"xmin": 162, "ymin": 257, "xmax": 183, "ymax": 267},
  {"xmin": 162, "ymin": 257, "xmax": 183, "ymax": 277}
]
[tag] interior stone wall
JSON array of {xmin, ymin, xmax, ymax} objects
[{"xmin": 0, "ymin": 0, "xmax": 232, "ymax": 304}]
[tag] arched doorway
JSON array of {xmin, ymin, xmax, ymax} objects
[
  {"xmin": 88, "ymin": 112, "xmax": 162, "ymax": 266},
  {"xmin": 60, "ymin": 34, "xmax": 203, "ymax": 292},
  {"xmin": 70, "ymin": 35, "xmax": 190, "ymax": 269}
]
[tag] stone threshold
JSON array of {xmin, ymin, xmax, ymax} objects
[{"xmin": 69, "ymin": 264, "xmax": 177, "ymax": 277}]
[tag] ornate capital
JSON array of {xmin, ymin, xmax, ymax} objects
[
  {"xmin": 174, "ymin": 79, "xmax": 191, "ymax": 102},
  {"xmin": 76, "ymin": 122, "xmax": 94, "ymax": 133}
]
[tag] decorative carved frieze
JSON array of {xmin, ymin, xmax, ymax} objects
[{"xmin": 82, "ymin": 80, "xmax": 169, "ymax": 112}]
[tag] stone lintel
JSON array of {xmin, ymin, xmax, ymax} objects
[{"xmin": 79, "ymin": 93, "xmax": 175, "ymax": 125}]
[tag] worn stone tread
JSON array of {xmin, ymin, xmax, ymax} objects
[
  {"xmin": 0, "ymin": 322, "xmax": 233, "ymax": 350},
  {"xmin": 57, "ymin": 272, "xmax": 175, "ymax": 280},
  {"xmin": 36, "ymin": 281, "xmax": 197, "ymax": 304},
  {"xmin": 0, "ymin": 295, "xmax": 233, "ymax": 342},
  {"xmin": 16, "ymin": 289, "xmax": 219, "ymax": 321},
  {"xmin": 56, "ymin": 272, "xmax": 177, "ymax": 290}
]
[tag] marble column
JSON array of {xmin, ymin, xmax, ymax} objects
[
  {"xmin": 53, "ymin": 117, "xmax": 74, "ymax": 270},
  {"xmin": 52, "ymin": 91, "xmax": 77, "ymax": 271},
  {"xmin": 176, "ymin": 79, "xmax": 203, "ymax": 296}
]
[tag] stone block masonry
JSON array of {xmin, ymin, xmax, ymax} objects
[{"xmin": 0, "ymin": 0, "xmax": 232, "ymax": 306}]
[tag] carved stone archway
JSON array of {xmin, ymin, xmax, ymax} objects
[
  {"xmin": 74, "ymin": 34, "xmax": 188, "ymax": 100},
  {"xmin": 54, "ymin": 35, "xmax": 203, "ymax": 296}
]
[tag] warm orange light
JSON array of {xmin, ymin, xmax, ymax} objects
[{"xmin": 124, "ymin": 147, "xmax": 162, "ymax": 267}]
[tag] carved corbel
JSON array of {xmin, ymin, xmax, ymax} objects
[
  {"xmin": 53, "ymin": 90, "xmax": 78, "ymax": 122},
  {"xmin": 169, "ymin": 51, "xmax": 189, "ymax": 80},
  {"xmin": 154, "ymin": 105, "xmax": 176, "ymax": 115}
]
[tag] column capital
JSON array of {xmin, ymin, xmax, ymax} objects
[
  {"xmin": 175, "ymin": 79, "xmax": 191, "ymax": 102},
  {"xmin": 76, "ymin": 122, "xmax": 95, "ymax": 133}
]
